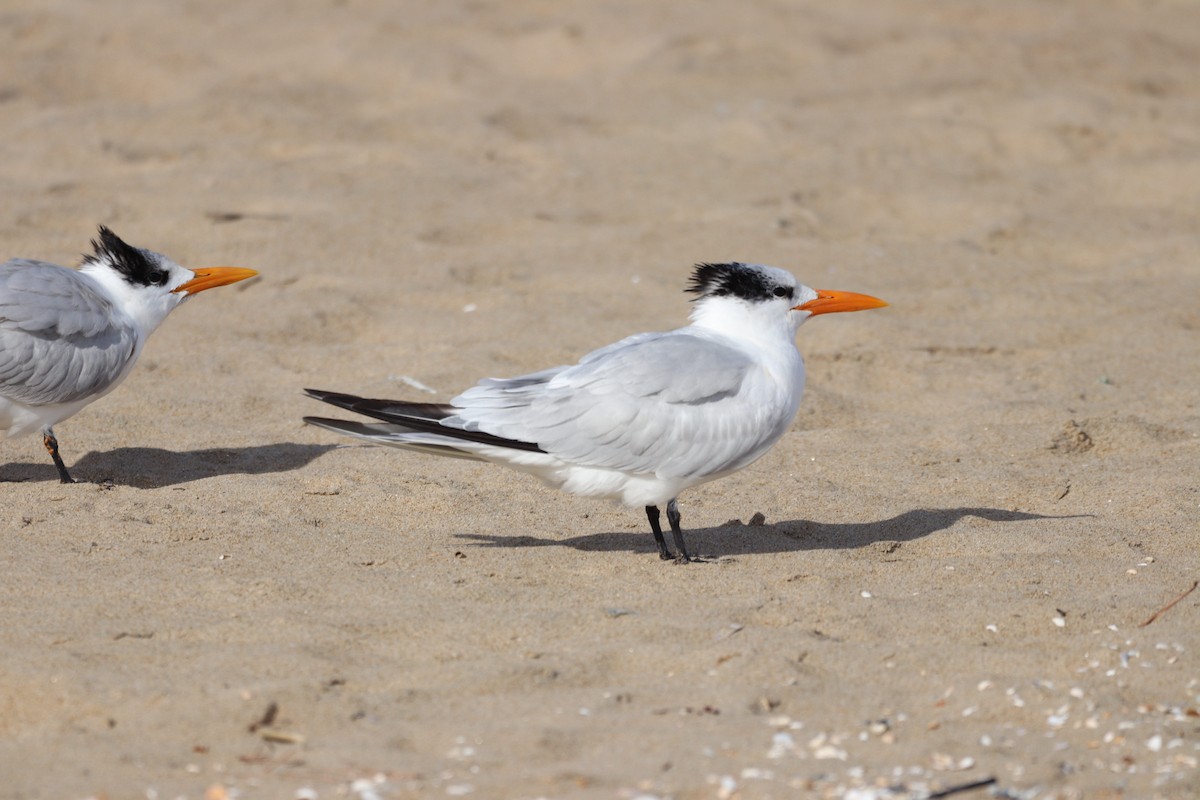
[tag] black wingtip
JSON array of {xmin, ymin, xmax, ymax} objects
[
  {"xmin": 303, "ymin": 391, "xmax": 547, "ymax": 454},
  {"xmin": 303, "ymin": 388, "xmax": 370, "ymax": 413},
  {"xmin": 302, "ymin": 416, "xmax": 398, "ymax": 440}
]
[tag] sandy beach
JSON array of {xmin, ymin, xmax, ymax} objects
[{"xmin": 2, "ymin": 1, "xmax": 1198, "ymax": 798}]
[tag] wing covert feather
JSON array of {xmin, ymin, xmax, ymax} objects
[
  {"xmin": 0, "ymin": 260, "xmax": 137, "ymax": 405},
  {"xmin": 450, "ymin": 331, "xmax": 791, "ymax": 479}
]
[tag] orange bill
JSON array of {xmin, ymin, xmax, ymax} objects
[
  {"xmin": 172, "ymin": 266, "xmax": 259, "ymax": 295},
  {"xmin": 795, "ymin": 289, "xmax": 888, "ymax": 315}
]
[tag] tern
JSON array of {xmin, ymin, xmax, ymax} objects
[
  {"xmin": 0, "ymin": 227, "xmax": 257, "ymax": 483},
  {"xmin": 305, "ymin": 262, "xmax": 886, "ymax": 562}
]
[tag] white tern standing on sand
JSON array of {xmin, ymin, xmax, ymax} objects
[
  {"xmin": 305, "ymin": 262, "xmax": 886, "ymax": 562},
  {"xmin": 0, "ymin": 227, "xmax": 257, "ymax": 483}
]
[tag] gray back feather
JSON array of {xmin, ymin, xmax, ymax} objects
[
  {"xmin": 449, "ymin": 330, "xmax": 791, "ymax": 479},
  {"xmin": 0, "ymin": 260, "xmax": 138, "ymax": 405}
]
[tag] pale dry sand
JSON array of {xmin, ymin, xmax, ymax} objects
[{"xmin": 1, "ymin": 2, "xmax": 1198, "ymax": 798}]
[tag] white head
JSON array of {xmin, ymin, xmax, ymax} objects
[
  {"xmin": 78, "ymin": 226, "xmax": 257, "ymax": 335},
  {"xmin": 685, "ymin": 262, "xmax": 886, "ymax": 338}
]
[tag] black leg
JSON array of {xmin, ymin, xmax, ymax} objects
[
  {"xmin": 666, "ymin": 498, "xmax": 690, "ymax": 563},
  {"xmin": 645, "ymin": 505, "xmax": 672, "ymax": 560},
  {"xmin": 43, "ymin": 430, "xmax": 75, "ymax": 484}
]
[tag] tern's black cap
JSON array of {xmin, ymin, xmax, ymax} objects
[
  {"xmin": 84, "ymin": 226, "xmax": 170, "ymax": 287},
  {"xmin": 686, "ymin": 262, "xmax": 795, "ymax": 303}
]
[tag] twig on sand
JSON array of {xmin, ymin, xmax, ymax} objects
[
  {"xmin": 1138, "ymin": 580, "xmax": 1199, "ymax": 628},
  {"xmin": 927, "ymin": 776, "xmax": 997, "ymax": 798},
  {"xmin": 248, "ymin": 701, "xmax": 278, "ymax": 733}
]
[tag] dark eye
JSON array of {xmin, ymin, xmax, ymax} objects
[
  {"xmin": 772, "ymin": 286, "xmax": 792, "ymax": 299},
  {"xmin": 151, "ymin": 270, "xmax": 169, "ymax": 286}
]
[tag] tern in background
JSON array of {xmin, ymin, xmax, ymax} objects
[
  {"xmin": 305, "ymin": 262, "xmax": 885, "ymax": 562},
  {"xmin": 0, "ymin": 227, "xmax": 257, "ymax": 483}
]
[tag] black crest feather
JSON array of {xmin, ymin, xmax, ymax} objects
[
  {"xmin": 686, "ymin": 262, "xmax": 793, "ymax": 303},
  {"xmin": 83, "ymin": 226, "xmax": 170, "ymax": 287}
]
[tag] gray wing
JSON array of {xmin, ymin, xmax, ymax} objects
[
  {"xmin": 0, "ymin": 260, "xmax": 138, "ymax": 405},
  {"xmin": 450, "ymin": 331, "xmax": 786, "ymax": 478}
]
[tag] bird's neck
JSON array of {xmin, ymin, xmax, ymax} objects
[
  {"xmin": 688, "ymin": 298, "xmax": 799, "ymax": 351},
  {"xmin": 689, "ymin": 298, "xmax": 807, "ymax": 417}
]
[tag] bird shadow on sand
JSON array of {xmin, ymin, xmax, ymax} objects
[
  {"xmin": 455, "ymin": 507, "xmax": 1091, "ymax": 559},
  {"xmin": 0, "ymin": 443, "xmax": 335, "ymax": 488}
]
